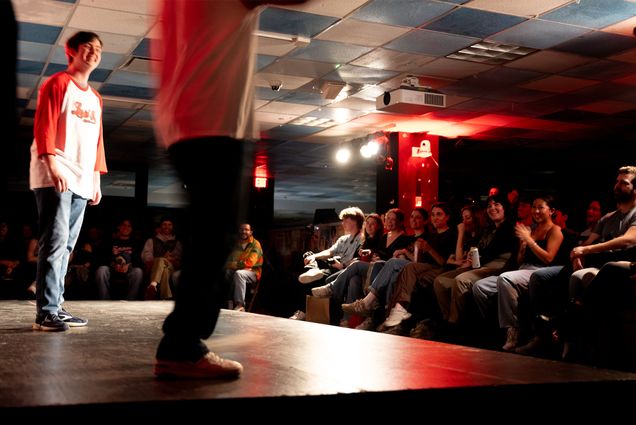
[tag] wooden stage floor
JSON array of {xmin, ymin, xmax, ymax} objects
[{"xmin": 1, "ymin": 300, "xmax": 635, "ymax": 419}]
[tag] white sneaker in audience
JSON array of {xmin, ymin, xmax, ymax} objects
[
  {"xmin": 382, "ymin": 303, "xmax": 411, "ymax": 328},
  {"xmin": 298, "ymin": 268, "xmax": 325, "ymax": 284},
  {"xmin": 311, "ymin": 284, "xmax": 332, "ymax": 298},
  {"xmin": 289, "ymin": 310, "xmax": 306, "ymax": 321}
]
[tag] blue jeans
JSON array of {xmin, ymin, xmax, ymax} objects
[
  {"xmin": 34, "ymin": 188, "xmax": 87, "ymax": 317},
  {"xmin": 369, "ymin": 257, "xmax": 410, "ymax": 307}
]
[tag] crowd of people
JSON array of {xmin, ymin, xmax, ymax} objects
[{"xmin": 289, "ymin": 166, "xmax": 636, "ymax": 371}]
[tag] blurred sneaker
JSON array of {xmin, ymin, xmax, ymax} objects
[
  {"xmin": 154, "ymin": 352, "xmax": 243, "ymax": 379},
  {"xmin": 341, "ymin": 299, "xmax": 378, "ymax": 316},
  {"xmin": 382, "ymin": 303, "xmax": 411, "ymax": 328},
  {"xmin": 410, "ymin": 319, "xmax": 436, "ymax": 340},
  {"xmin": 502, "ymin": 327, "xmax": 519, "ymax": 351},
  {"xmin": 311, "ymin": 284, "xmax": 332, "ymax": 298},
  {"xmin": 299, "ymin": 268, "xmax": 325, "ymax": 284},
  {"xmin": 355, "ymin": 316, "xmax": 375, "ymax": 330},
  {"xmin": 380, "ymin": 323, "xmax": 405, "ymax": 336},
  {"xmin": 145, "ymin": 283, "xmax": 158, "ymax": 300},
  {"xmin": 515, "ymin": 336, "xmax": 545, "ymax": 356},
  {"xmin": 58, "ymin": 308, "xmax": 88, "ymax": 327},
  {"xmin": 33, "ymin": 313, "xmax": 69, "ymax": 332},
  {"xmin": 289, "ymin": 310, "xmax": 306, "ymax": 321}
]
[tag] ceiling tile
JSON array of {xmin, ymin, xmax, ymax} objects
[
  {"xmin": 507, "ymin": 117, "xmax": 562, "ymax": 130},
  {"xmin": 259, "ymin": 7, "xmax": 339, "ymax": 38},
  {"xmin": 519, "ymin": 75, "xmax": 598, "ymax": 93},
  {"xmin": 18, "ymin": 60, "xmax": 44, "ymax": 75},
  {"xmin": 481, "ymin": 87, "xmax": 555, "ymax": 103},
  {"xmin": 322, "ymin": 64, "xmax": 399, "ymax": 85},
  {"xmin": 574, "ymin": 100, "xmax": 636, "ymax": 114},
  {"xmin": 18, "ymin": 41, "xmax": 53, "ymax": 62},
  {"xmin": 304, "ymin": 107, "xmax": 367, "ymax": 123},
  {"xmin": 490, "ymin": 20, "xmax": 590, "ymax": 49},
  {"xmin": 540, "ymin": 109, "xmax": 606, "ymax": 122},
  {"xmin": 301, "ymin": 123, "xmax": 372, "ymax": 142},
  {"xmin": 552, "ymin": 32, "xmax": 636, "ymax": 58},
  {"xmin": 68, "ymin": 6, "xmax": 152, "ymax": 37},
  {"xmin": 279, "ymin": 91, "xmax": 331, "ymax": 106},
  {"xmin": 256, "ymin": 55, "xmax": 277, "ymax": 71},
  {"xmin": 614, "ymin": 75, "xmax": 636, "ymax": 86},
  {"xmin": 131, "ymin": 38, "xmax": 150, "ymax": 58},
  {"xmin": 255, "ymin": 111, "xmax": 298, "ymax": 125},
  {"xmin": 261, "ymin": 58, "xmax": 338, "ymax": 78},
  {"xmin": 473, "ymin": 127, "xmax": 528, "ymax": 139},
  {"xmin": 385, "ymin": 29, "xmax": 479, "ymax": 56},
  {"xmin": 429, "ymin": 122, "xmax": 494, "ymax": 138},
  {"xmin": 415, "ymin": 58, "xmax": 493, "ymax": 79},
  {"xmin": 290, "ymin": 39, "xmax": 373, "ymax": 63},
  {"xmin": 602, "ymin": 15, "xmax": 636, "ymax": 37},
  {"xmin": 18, "ymin": 22, "xmax": 62, "ymax": 44},
  {"xmin": 255, "ymin": 73, "xmax": 313, "ymax": 90},
  {"xmin": 260, "ymin": 101, "xmax": 318, "ymax": 116},
  {"xmin": 540, "ymin": 0, "xmax": 636, "ymax": 29},
  {"xmin": 328, "ymin": 97, "xmax": 377, "ymax": 111},
  {"xmin": 17, "ymin": 73, "xmax": 40, "ymax": 92},
  {"xmin": 569, "ymin": 82, "xmax": 629, "ymax": 101},
  {"xmin": 277, "ymin": 0, "xmax": 370, "ymax": 18},
  {"xmin": 441, "ymin": 80, "xmax": 496, "ymax": 98},
  {"xmin": 263, "ymin": 124, "xmax": 324, "ymax": 140},
  {"xmin": 562, "ymin": 60, "xmax": 636, "ymax": 81},
  {"xmin": 77, "ymin": 0, "xmax": 154, "ymax": 15},
  {"xmin": 463, "ymin": 0, "xmax": 572, "ymax": 17},
  {"xmin": 351, "ymin": 0, "xmax": 456, "ymax": 28},
  {"xmin": 351, "ymin": 48, "xmax": 436, "ymax": 72},
  {"xmin": 425, "ymin": 109, "xmax": 482, "ymax": 121},
  {"xmin": 17, "ymin": 87, "xmax": 33, "ymax": 100},
  {"xmin": 351, "ymin": 113, "xmax": 412, "ymax": 130},
  {"xmin": 424, "ymin": 8, "xmax": 525, "ymax": 39},
  {"xmin": 107, "ymin": 70, "xmax": 154, "ymax": 88},
  {"xmin": 254, "ymin": 87, "xmax": 289, "ymax": 100},
  {"xmin": 453, "ymin": 98, "xmax": 516, "ymax": 113},
  {"xmin": 316, "ymin": 19, "xmax": 409, "ymax": 47},
  {"xmin": 504, "ymin": 50, "xmax": 595, "ymax": 73},
  {"xmin": 14, "ymin": 0, "xmax": 73, "ymax": 26},
  {"xmin": 464, "ymin": 114, "xmax": 524, "ymax": 127},
  {"xmin": 609, "ymin": 48, "xmax": 636, "ymax": 64},
  {"xmin": 256, "ymin": 36, "xmax": 300, "ymax": 57},
  {"xmin": 100, "ymin": 83, "xmax": 153, "ymax": 100}
]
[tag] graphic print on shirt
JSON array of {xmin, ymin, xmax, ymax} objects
[{"xmin": 71, "ymin": 101, "xmax": 97, "ymax": 124}]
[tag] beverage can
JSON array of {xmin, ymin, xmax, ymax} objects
[{"xmin": 469, "ymin": 247, "xmax": 480, "ymax": 268}]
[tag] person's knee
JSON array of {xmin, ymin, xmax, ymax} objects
[
  {"xmin": 95, "ymin": 265, "xmax": 109, "ymax": 281},
  {"xmin": 129, "ymin": 267, "xmax": 143, "ymax": 282},
  {"xmin": 472, "ymin": 280, "xmax": 487, "ymax": 298},
  {"xmin": 496, "ymin": 275, "xmax": 513, "ymax": 291},
  {"xmin": 454, "ymin": 276, "xmax": 472, "ymax": 294}
]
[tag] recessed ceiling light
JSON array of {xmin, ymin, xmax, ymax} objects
[{"xmin": 447, "ymin": 41, "xmax": 536, "ymax": 65}]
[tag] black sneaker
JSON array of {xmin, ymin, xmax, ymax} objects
[
  {"xmin": 33, "ymin": 313, "xmax": 70, "ymax": 332},
  {"xmin": 58, "ymin": 308, "xmax": 88, "ymax": 327}
]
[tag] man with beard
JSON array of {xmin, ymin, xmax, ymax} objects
[{"xmin": 569, "ymin": 165, "xmax": 636, "ymax": 292}]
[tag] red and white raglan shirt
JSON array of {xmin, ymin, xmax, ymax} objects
[
  {"xmin": 153, "ymin": 0, "xmax": 258, "ymax": 148},
  {"xmin": 29, "ymin": 72, "xmax": 107, "ymax": 200}
]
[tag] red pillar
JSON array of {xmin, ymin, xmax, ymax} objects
[{"xmin": 397, "ymin": 132, "xmax": 439, "ymax": 213}]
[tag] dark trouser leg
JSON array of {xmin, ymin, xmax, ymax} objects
[
  {"xmin": 584, "ymin": 261, "xmax": 635, "ymax": 369},
  {"xmin": 157, "ymin": 137, "xmax": 250, "ymax": 361}
]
